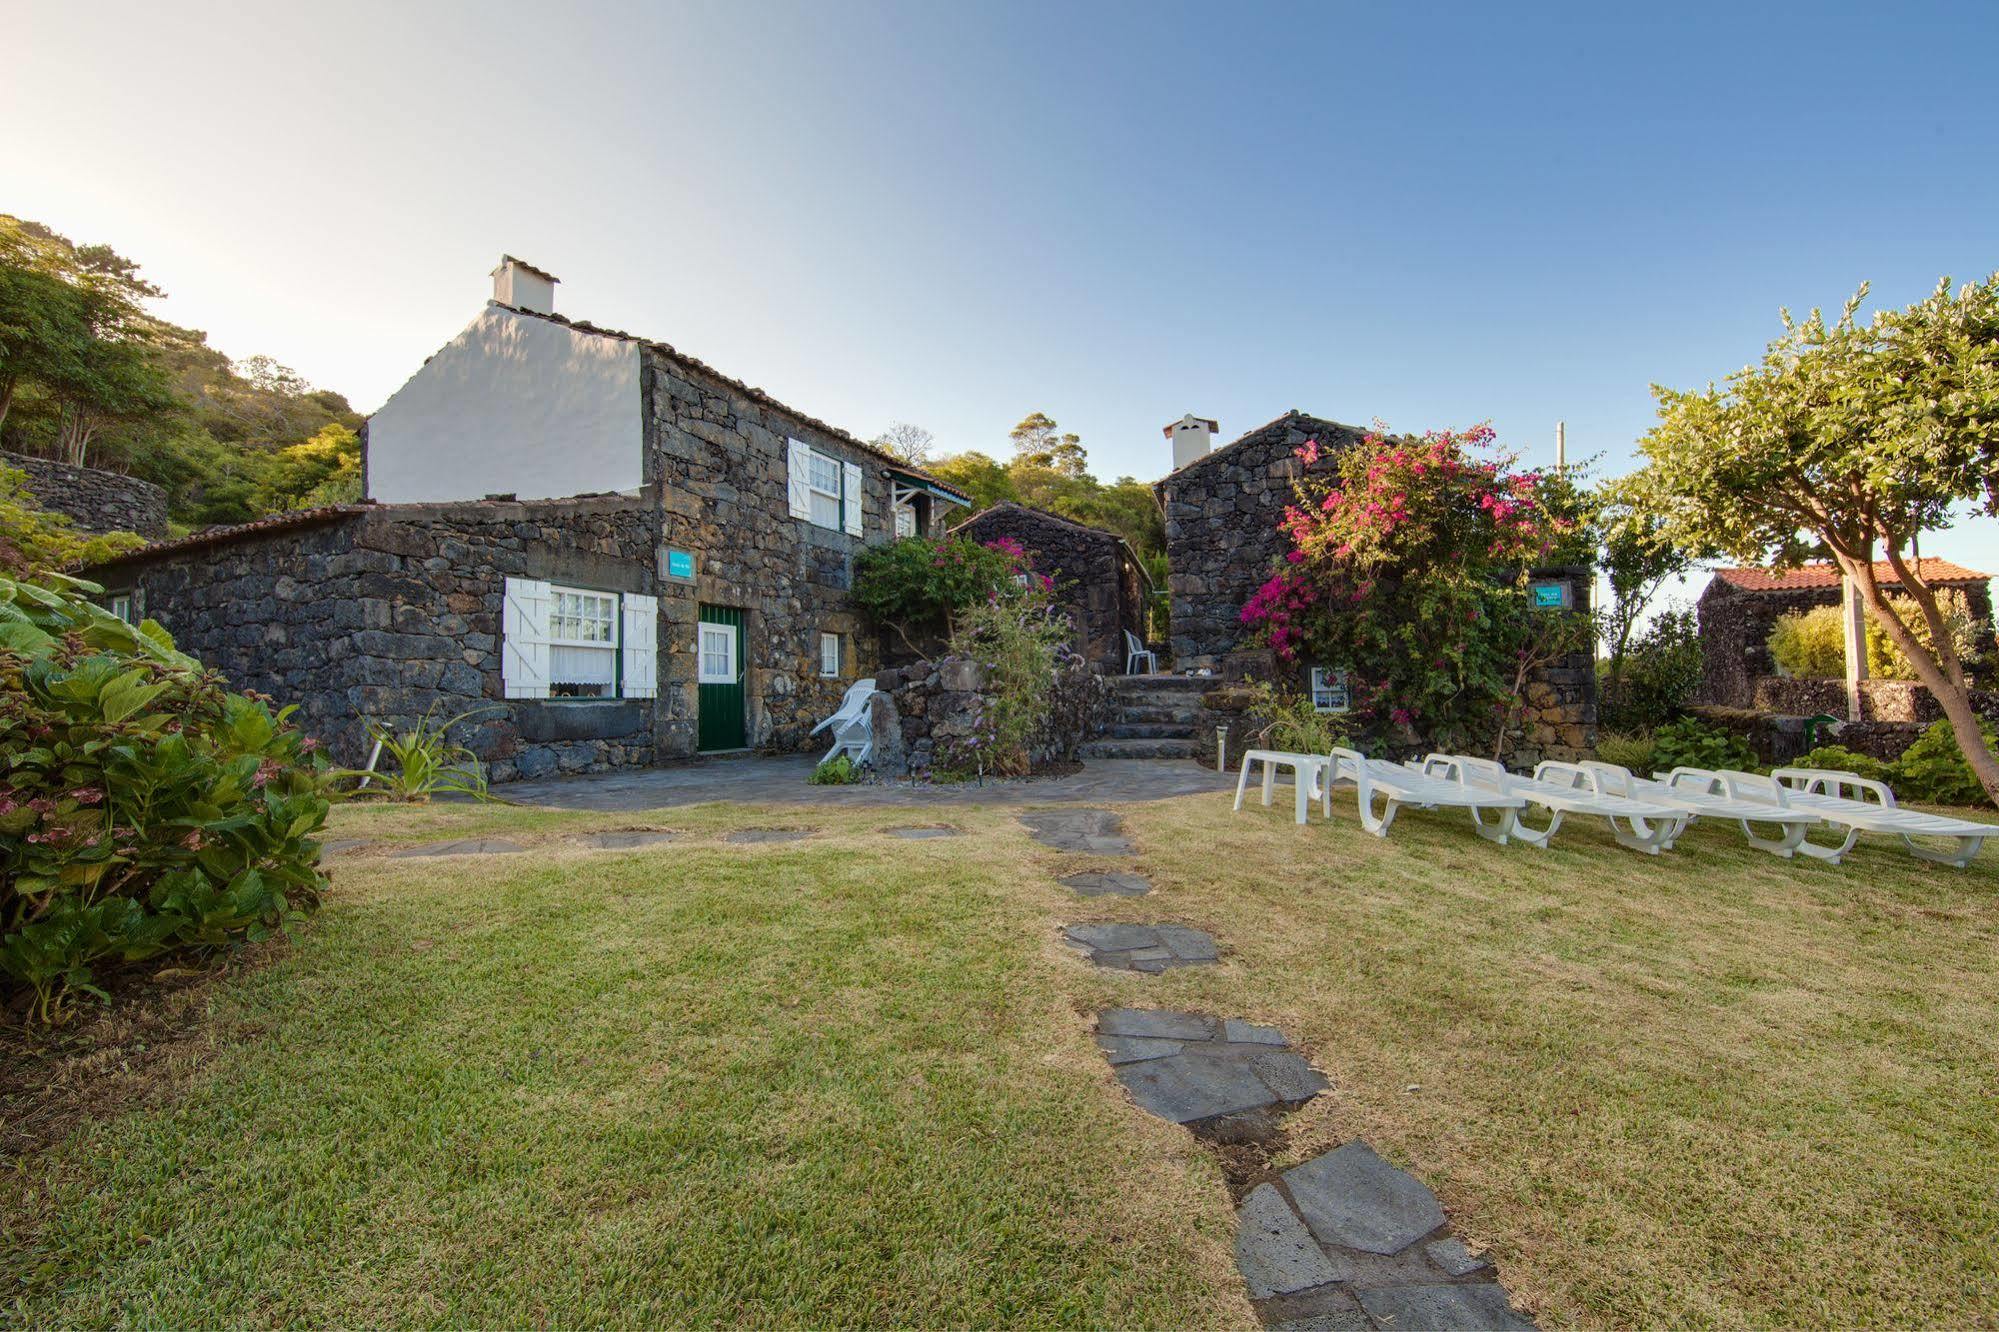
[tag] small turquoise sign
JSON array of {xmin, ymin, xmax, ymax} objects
[
  {"xmin": 1531, "ymin": 580, "xmax": 1569, "ymax": 609},
  {"xmin": 667, "ymin": 549, "xmax": 695, "ymax": 580}
]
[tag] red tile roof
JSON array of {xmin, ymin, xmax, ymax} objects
[
  {"xmin": 83, "ymin": 504, "xmax": 370, "ymax": 569},
  {"xmin": 1713, "ymin": 558, "xmax": 1990, "ymax": 593}
]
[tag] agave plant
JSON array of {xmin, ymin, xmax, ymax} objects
[{"xmin": 344, "ymin": 703, "xmax": 499, "ymax": 802}]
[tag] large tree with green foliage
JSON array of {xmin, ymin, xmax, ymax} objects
[{"xmin": 1636, "ymin": 275, "xmax": 1999, "ymax": 805}]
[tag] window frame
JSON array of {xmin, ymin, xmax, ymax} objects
[
  {"xmin": 698, "ymin": 622, "xmax": 739, "ymax": 684},
  {"xmin": 819, "ymin": 631, "xmax": 842, "ymax": 679},
  {"xmin": 805, "ymin": 448, "xmax": 844, "ymax": 530},
  {"xmin": 108, "ymin": 592, "xmax": 135, "ymax": 624},
  {"xmin": 1309, "ymin": 666, "xmax": 1351, "ymax": 715},
  {"xmin": 546, "ymin": 583, "xmax": 622, "ymax": 700}
]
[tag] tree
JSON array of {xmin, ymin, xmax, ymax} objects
[
  {"xmin": 1636, "ymin": 275, "xmax": 1999, "ymax": 804},
  {"xmin": 926, "ymin": 451, "xmax": 1018, "ymax": 511},
  {"xmin": 1595, "ymin": 473, "xmax": 1697, "ymax": 697},
  {"xmin": 1008, "ymin": 411, "xmax": 1088, "ymax": 477},
  {"xmin": 869, "ymin": 421, "xmax": 934, "ymax": 466}
]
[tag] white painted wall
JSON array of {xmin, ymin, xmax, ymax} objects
[{"xmin": 367, "ymin": 305, "xmax": 643, "ymax": 503}]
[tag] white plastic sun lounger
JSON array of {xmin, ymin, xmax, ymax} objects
[
  {"xmin": 1322, "ymin": 748, "xmax": 1525, "ymax": 842},
  {"xmin": 1234, "ymin": 748, "xmax": 1333, "ymax": 825},
  {"xmin": 1413, "ymin": 755, "xmax": 1690, "ymax": 854},
  {"xmin": 1707, "ymin": 767, "xmax": 1999, "ymax": 869},
  {"xmin": 1575, "ymin": 761, "xmax": 1818, "ymax": 858}
]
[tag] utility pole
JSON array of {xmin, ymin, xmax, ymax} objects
[{"xmin": 1555, "ymin": 420, "xmax": 1567, "ymax": 471}]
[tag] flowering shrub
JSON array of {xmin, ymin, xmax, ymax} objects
[
  {"xmin": 936, "ymin": 594, "xmax": 1074, "ymax": 778},
  {"xmin": 0, "ymin": 574, "xmax": 327, "ymax": 1025},
  {"xmin": 852, "ymin": 535, "xmax": 1052, "ymax": 653},
  {"xmin": 1240, "ymin": 425, "xmax": 1590, "ymax": 752}
]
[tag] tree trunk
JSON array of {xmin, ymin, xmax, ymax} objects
[
  {"xmin": 1843, "ymin": 555, "xmax": 1999, "ymax": 807},
  {"xmin": 0, "ymin": 374, "xmax": 15, "ymax": 439}
]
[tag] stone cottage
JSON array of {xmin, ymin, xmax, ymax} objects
[
  {"xmin": 1153, "ymin": 411, "xmax": 1596, "ymax": 762},
  {"xmin": 1695, "ymin": 558, "xmax": 1994, "ymax": 708},
  {"xmin": 87, "ymin": 257, "xmax": 968, "ymax": 779},
  {"xmin": 949, "ymin": 502, "xmax": 1151, "ymax": 670}
]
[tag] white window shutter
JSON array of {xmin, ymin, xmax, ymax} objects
[
  {"xmin": 502, "ymin": 576, "xmax": 551, "ymax": 699},
  {"xmin": 621, "ymin": 594, "xmax": 659, "ymax": 699},
  {"xmin": 787, "ymin": 439, "xmax": 812, "ymax": 519},
  {"xmin": 842, "ymin": 460, "xmax": 864, "ymax": 536}
]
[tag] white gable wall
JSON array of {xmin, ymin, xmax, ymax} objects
[{"xmin": 367, "ymin": 305, "xmax": 643, "ymax": 503}]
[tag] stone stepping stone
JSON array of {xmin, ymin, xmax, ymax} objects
[
  {"xmin": 1058, "ymin": 871, "xmax": 1152, "ymax": 897},
  {"xmin": 390, "ymin": 838, "xmax": 527, "ymax": 858},
  {"xmin": 318, "ymin": 838, "xmax": 373, "ymax": 857},
  {"xmin": 884, "ymin": 825, "xmax": 960, "ymax": 839},
  {"xmin": 1237, "ymin": 1141, "xmax": 1534, "ymax": 1330},
  {"xmin": 1020, "ymin": 808, "xmax": 1132, "ymax": 854},
  {"xmin": 1093, "ymin": 1009, "xmax": 1326, "ymax": 1134},
  {"xmin": 577, "ymin": 830, "xmax": 676, "ymax": 850},
  {"xmin": 725, "ymin": 828, "xmax": 813, "ymax": 844},
  {"xmin": 1064, "ymin": 923, "xmax": 1218, "ymax": 972}
]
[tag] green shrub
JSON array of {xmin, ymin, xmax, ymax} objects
[
  {"xmin": 0, "ymin": 574, "xmax": 328, "ymax": 1025},
  {"xmin": 1890, "ymin": 719, "xmax": 1999, "ymax": 807},
  {"xmin": 345, "ymin": 704, "xmax": 495, "ymax": 802},
  {"xmin": 1599, "ymin": 609, "xmax": 1703, "ymax": 731},
  {"xmin": 1242, "ymin": 680, "xmax": 1351, "ymax": 755},
  {"xmin": 936, "ymin": 595, "xmax": 1072, "ymax": 778},
  {"xmin": 809, "ymin": 754, "xmax": 858, "ymax": 785},
  {"xmin": 1594, "ymin": 730, "xmax": 1657, "ymax": 774},
  {"xmin": 1767, "ymin": 605, "xmax": 1847, "ymax": 678},
  {"xmin": 852, "ymin": 536, "xmax": 1040, "ymax": 654},
  {"xmin": 1792, "ymin": 744, "xmax": 1893, "ymax": 784},
  {"xmin": 1650, "ymin": 717, "xmax": 1758, "ymax": 774}
]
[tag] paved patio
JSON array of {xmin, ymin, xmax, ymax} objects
[{"xmin": 498, "ymin": 755, "xmax": 1235, "ymax": 812}]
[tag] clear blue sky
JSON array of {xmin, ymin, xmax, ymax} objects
[{"xmin": 8, "ymin": 0, "xmax": 1996, "ymax": 593}]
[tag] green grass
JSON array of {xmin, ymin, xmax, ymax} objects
[{"xmin": 7, "ymin": 791, "xmax": 1998, "ymax": 1327}]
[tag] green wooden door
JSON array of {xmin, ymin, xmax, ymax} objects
[{"xmin": 697, "ymin": 606, "xmax": 747, "ymax": 752}]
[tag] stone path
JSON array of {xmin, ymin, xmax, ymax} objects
[
  {"xmin": 1094, "ymin": 1009, "xmax": 1327, "ymax": 1140},
  {"xmin": 1064, "ymin": 924, "xmax": 1218, "ymax": 972},
  {"xmin": 1020, "ymin": 808, "xmax": 1133, "ymax": 854},
  {"xmin": 577, "ymin": 830, "xmax": 676, "ymax": 850},
  {"xmin": 884, "ymin": 825, "xmax": 960, "ymax": 839},
  {"xmin": 500, "ymin": 755, "xmax": 1231, "ymax": 812},
  {"xmin": 388, "ymin": 838, "xmax": 527, "ymax": 858},
  {"xmin": 1058, "ymin": 870, "xmax": 1153, "ymax": 897},
  {"xmin": 1240, "ymin": 1144, "xmax": 1535, "ymax": 1329},
  {"xmin": 724, "ymin": 828, "xmax": 813, "ymax": 844}
]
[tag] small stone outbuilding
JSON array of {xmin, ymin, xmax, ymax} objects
[
  {"xmin": 1696, "ymin": 558, "xmax": 1993, "ymax": 707},
  {"xmin": 950, "ymin": 502, "xmax": 1151, "ymax": 670}
]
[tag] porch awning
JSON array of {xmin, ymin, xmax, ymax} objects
[{"xmin": 888, "ymin": 469, "xmax": 972, "ymax": 508}]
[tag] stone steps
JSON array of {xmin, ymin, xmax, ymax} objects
[
  {"xmin": 1114, "ymin": 703, "xmax": 1203, "ymax": 726},
  {"xmin": 1080, "ymin": 736, "xmax": 1197, "ymax": 760},
  {"xmin": 1105, "ymin": 721, "xmax": 1194, "ymax": 740}
]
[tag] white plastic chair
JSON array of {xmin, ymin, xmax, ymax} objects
[
  {"xmin": 1416, "ymin": 754, "xmax": 1689, "ymax": 854},
  {"xmin": 1234, "ymin": 749, "xmax": 1333, "ymax": 825},
  {"xmin": 1711, "ymin": 766, "xmax": 1999, "ymax": 868},
  {"xmin": 809, "ymin": 679, "xmax": 877, "ymax": 767},
  {"xmin": 1575, "ymin": 761, "xmax": 1818, "ymax": 858},
  {"xmin": 1124, "ymin": 629, "xmax": 1158, "ymax": 676}
]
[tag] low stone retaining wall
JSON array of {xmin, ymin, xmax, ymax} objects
[
  {"xmin": 1751, "ymin": 675, "xmax": 1999, "ymax": 726},
  {"xmin": 1688, "ymin": 704, "xmax": 1930, "ymax": 765},
  {"xmin": 866, "ymin": 652, "xmax": 1105, "ymax": 776},
  {"xmin": 3, "ymin": 451, "xmax": 169, "ymax": 536}
]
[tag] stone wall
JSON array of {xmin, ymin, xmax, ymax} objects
[
  {"xmin": 94, "ymin": 496, "xmax": 662, "ymax": 781},
  {"xmin": 3, "ymin": 451, "xmax": 168, "ymax": 536},
  {"xmin": 866, "ymin": 651, "xmax": 1105, "ymax": 777},
  {"xmin": 1154, "ymin": 413, "xmax": 1358, "ymax": 669},
  {"xmin": 1697, "ymin": 578, "xmax": 1996, "ymax": 708},
  {"xmin": 641, "ymin": 346, "xmax": 939, "ymax": 758},
  {"xmin": 952, "ymin": 503, "xmax": 1146, "ymax": 669}
]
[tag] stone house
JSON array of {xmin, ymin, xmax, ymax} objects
[
  {"xmin": 1152, "ymin": 411, "xmax": 1596, "ymax": 762},
  {"xmin": 87, "ymin": 257, "xmax": 968, "ymax": 780},
  {"xmin": 1696, "ymin": 557, "xmax": 1994, "ymax": 708},
  {"xmin": 949, "ymin": 502, "xmax": 1151, "ymax": 670}
]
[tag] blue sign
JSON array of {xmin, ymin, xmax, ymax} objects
[
  {"xmin": 667, "ymin": 549, "xmax": 696, "ymax": 580},
  {"xmin": 1531, "ymin": 580, "xmax": 1570, "ymax": 609}
]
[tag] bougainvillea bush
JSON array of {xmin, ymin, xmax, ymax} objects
[
  {"xmin": 852, "ymin": 535, "xmax": 1055, "ymax": 655},
  {"xmin": 0, "ymin": 574, "xmax": 327, "ymax": 1025},
  {"xmin": 1239, "ymin": 425, "xmax": 1591, "ymax": 753}
]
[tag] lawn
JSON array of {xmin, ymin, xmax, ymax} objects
[{"xmin": 6, "ymin": 789, "xmax": 1997, "ymax": 1327}]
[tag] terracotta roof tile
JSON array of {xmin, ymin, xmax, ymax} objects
[
  {"xmin": 83, "ymin": 505, "xmax": 370, "ymax": 569},
  {"xmin": 1713, "ymin": 558, "xmax": 1989, "ymax": 593}
]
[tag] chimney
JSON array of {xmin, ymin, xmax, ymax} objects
[
  {"xmin": 491, "ymin": 255, "xmax": 558, "ymax": 315},
  {"xmin": 1164, "ymin": 414, "xmax": 1219, "ymax": 471}
]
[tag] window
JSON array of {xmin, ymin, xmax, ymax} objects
[
  {"xmin": 819, "ymin": 632, "xmax": 842, "ymax": 678},
  {"xmin": 894, "ymin": 501, "xmax": 917, "ymax": 538},
  {"xmin": 806, "ymin": 449, "xmax": 843, "ymax": 529},
  {"xmin": 1309, "ymin": 667, "xmax": 1351, "ymax": 714},
  {"xmin": 699, "ymin": 622, "xmax": 738, "ymax": 684},
  {"xmin": 788, "ymin": 439, "xmax": 862, "ymax": 534},
  {"xmin": 549, "ymin": 587, "xmax": 619, "ymax": 697},
  {"xmin": 108, "ymin": 593, "xmax": 135, "ymax": 624}
]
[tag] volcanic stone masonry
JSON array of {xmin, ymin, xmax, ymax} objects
[
  {"xmin": 951, "ymin": 502, "xmax": 1149, "ymax": 671},
  {"xmin": 3, "ymin": 450, "xmax": 169, "ymax": 536}
]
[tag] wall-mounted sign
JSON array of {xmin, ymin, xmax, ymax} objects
[
  {"xmin": 1530, "ymin": 580, "xmax": 1571, "ymax": 610},
  {"xmin": 1309, "ymin": 666, "xmax": 1351, "ymax": 714},
  {"xmin": 666, "ymin": 549, "xmax": 696, "ymax": 580}
]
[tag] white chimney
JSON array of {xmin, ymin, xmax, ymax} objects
[
  {"xmin": 491, "ymin": 255, "xmax": 558, "ymax": 315},
  {"xmin": 1164, "ymin": 414, "xmax": 1219, "ymax": 471}
]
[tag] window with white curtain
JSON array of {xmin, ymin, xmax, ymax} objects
[
  {"xmin": 548, "ymin": 586, "xmax": 619, "ymax": 697},
  {"xmin": 806, "ymin": 450, "xmax": 843, "ymax": 529}
]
